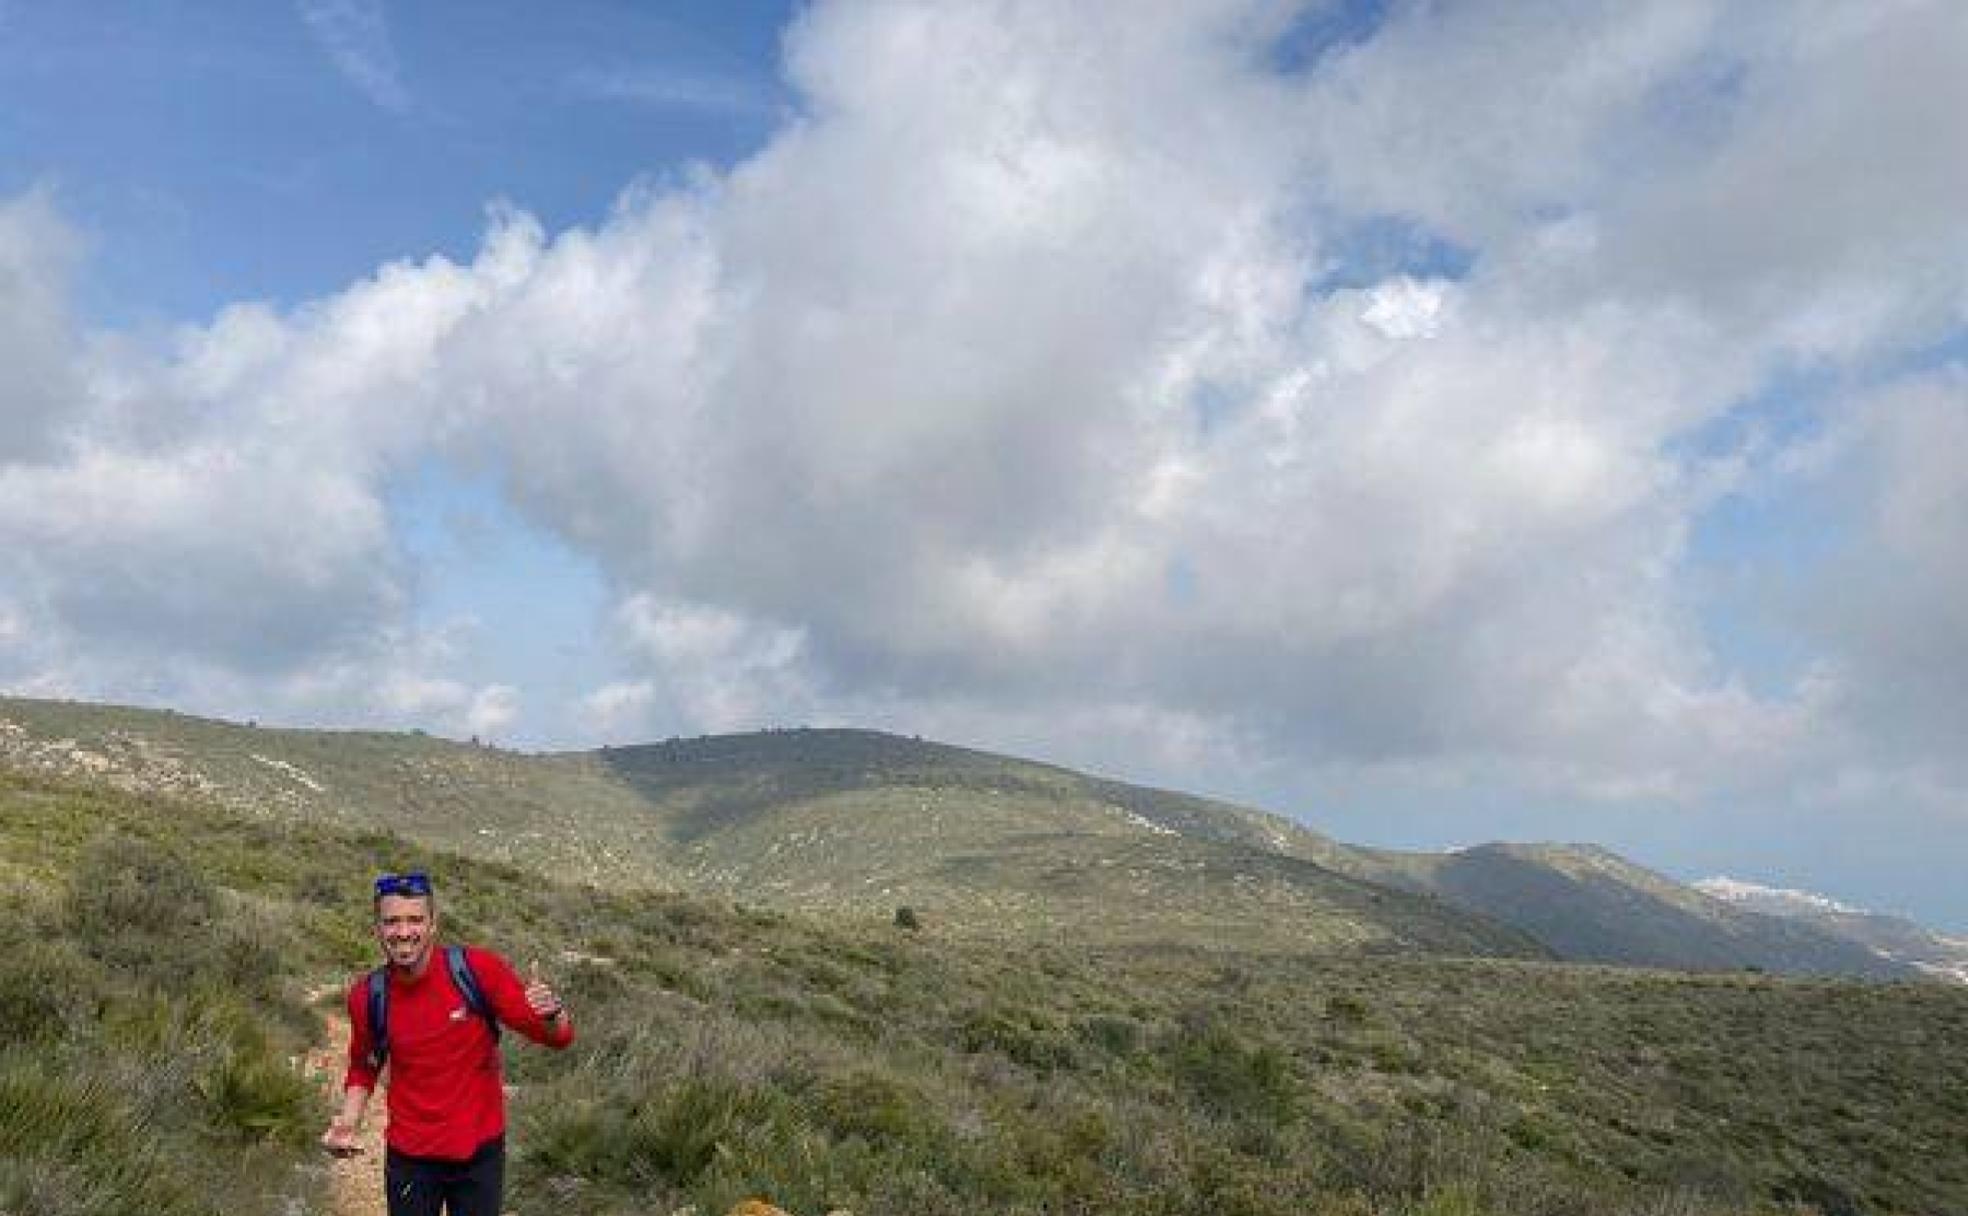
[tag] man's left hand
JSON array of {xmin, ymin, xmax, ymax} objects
[{"xmin": 525, "ymin": 958, "xmax": 566, "ymax": 1022}]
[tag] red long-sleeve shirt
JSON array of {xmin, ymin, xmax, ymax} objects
[{"xmin": 342, "ymin": 945, "xmax": 573, "ymax": 1161}]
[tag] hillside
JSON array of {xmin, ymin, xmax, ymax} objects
[
  {"xmin": 594, "ymin": 731, "xmax": 1540, "ymax": 957},
  {"xmin": 1698, "ymin": 877, "xmax": 1968, "ymax": 984},
  {"xmin": 1350, "ymin": 844, "xmax": 1912, "ymax": 980},
  {"xmin": 0, "ymin": 696, "xmax": 678, "ymax": 886},
  {"xmin": 7, "ymin": 764, "xmax": 1968, "ymax": 1216},
  {"xmin": 0, "ymin": 696, "xmax": 1925, "ymax": 978},
  {"xmin": 591, "ymin": 731, "xmax": 1924, "ymax": 977},
  {"xmin": 0, "ymin": 701, "xmax": 1537, "ymax": 960}
]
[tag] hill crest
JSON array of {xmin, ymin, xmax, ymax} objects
[{"xmin": 0, "ymin": 695, "xmax": 1932, "ymax": 979}]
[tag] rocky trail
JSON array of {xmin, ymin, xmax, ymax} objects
[
  {"xmin": 301, "ymin": 989, "xmax": 386, "ymax": 1216},
  {"xmin": 296, "ymin": 985, "xmax": 834, "ymax": 1216}
]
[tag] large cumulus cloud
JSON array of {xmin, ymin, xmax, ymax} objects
[{"xmin": 2, "ymin": 0, "xmax": 1966, "ymax": 832}]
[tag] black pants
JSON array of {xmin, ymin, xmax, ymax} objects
[{"xmin": 383, "ymin": 1136, "xmax": 504, "ymax": 1216}]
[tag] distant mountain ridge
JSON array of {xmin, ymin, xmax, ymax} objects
[
  {"xmin": 0, "ymin": 695, "xmax": 1941, "ymax": 980},
  {"xmin": 1697, "ymin": 876, "xmax": 1968, "ymax": 984},
  {"xmin": 1350, "ymin": 843, "xmax": 1912, "ymax": 980},
  {"xmin": 591, "ymin": 729, "xmax": 1539, "ymax": 957},
  {"xmin": 0, "ymin": 701, "xmax": 1537, "ymax": 959}
]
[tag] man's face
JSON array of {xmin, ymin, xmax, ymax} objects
[{"xmin": 375, "ymin": 893, "xmax": 438, "ymax": 971}]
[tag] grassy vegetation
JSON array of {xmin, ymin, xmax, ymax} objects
[
  {"xmin": 0, "ymin": 695, "xmax": 677, "ymax": 888},
  {"xmin": 1, "ymin": 700, "xmax": 1909, "ymax": 977},
  {"xmin": 6, "ymin": 764, "xmax": 1967, "ymax": 1216},
  {"xmin": 1, "ymin": 778, "xmax": 328, "ymax": 1215},
  {"xmin": 0, "ymin": 704, "xmax": 1541, "ymax": 959},
  {"xmin": 598, "ymin": 731, "xmax": 1544, "ymax": 957},
  {"xmin": 1352, "ymin": 846, "xmax": 1912, "ymax": 979}
]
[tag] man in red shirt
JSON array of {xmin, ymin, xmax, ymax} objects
[{"xmin": 321, "ymin": 871, "xmax": 574, "ymax": 1216}]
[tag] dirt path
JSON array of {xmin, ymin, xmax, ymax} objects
[{"xmin": 302, "ymin": 988, "xmax": 386, "ymax": 1216}]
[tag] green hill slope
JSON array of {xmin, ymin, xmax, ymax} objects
[
  {"xmin": 596, "ymin": 730, "xmax": 1540, "ymax": 956},
  {"xmin": 6, "ymin": 765, "xmax": 1967, "ymax": 1216},
  {"xmin": 0, "ymin": 702, "xmax": 1538, "ymax": 960},
  {"xmin": 0, "ymin": 695, "xmax": 676, "ymax": 885},
  {"xmin": 592, "ymin": 730, "xmax": 1921, "ymax": 977},
  {"xmin": 0, "ymin": 697, "xmax": 1921, "ymax": 977},
  {"xmin": 1334, "ymin": 843, "xmax": 1913, "ymax": 980},
  {"xmin": 1698, "ymin": 877, "xmax": 1968, "ymax": 983}
]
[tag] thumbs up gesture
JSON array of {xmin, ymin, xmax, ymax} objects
[{"xmin": 524, "ymin": 957, "xmax": 566, "ymax": 1025}]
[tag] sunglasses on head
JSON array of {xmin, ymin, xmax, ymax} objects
[{"xmin": 374, "ymin": 871, "xmax": 433, "ymax": 898}]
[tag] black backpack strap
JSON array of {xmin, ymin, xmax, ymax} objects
[
  {"xmin": 445, "ymin": 945, "xmax": 501, "ymax": 1043},
  {"xmin": 363, "ymin": 967, "xmax": 390, "ymax": 1071}
]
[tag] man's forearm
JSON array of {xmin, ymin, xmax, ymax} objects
[{"xmin": 335, "ymin": 1084, "xmax": 372, "ymax": 1128}]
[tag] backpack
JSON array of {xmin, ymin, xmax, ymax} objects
[{"xmin": 362, "ymin": 945, "xmax": 500, "ymax": 1072}]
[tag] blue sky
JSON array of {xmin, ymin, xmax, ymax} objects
[
  {"xmin": 4, "ymin": 1, "xmax": 1967, "ymax": 931},
  {"xmin": 0, "ymin": 1, "xmax": 792, "ymax": 320}
]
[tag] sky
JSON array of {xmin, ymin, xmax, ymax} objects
[{"xmin": 3, "ymin": 0, "xmax": 1966, "ymax": 930}]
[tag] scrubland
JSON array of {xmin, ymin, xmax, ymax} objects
[{"xmin": 4, "ymin": 768, "xmax": 1964, "ymax": 1216}]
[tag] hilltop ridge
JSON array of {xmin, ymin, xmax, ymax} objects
[{"xmin": 0, "ymin": 695, "xmax": 1931, "ymax": 978}]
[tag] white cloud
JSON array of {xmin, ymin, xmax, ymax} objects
[
  {"xmin": 465, "ymin": 684, "xmax": 520, "ymax": 739},
  {"xmin": 0, "ymin": 191, "xmax": 83, "ymax": 463},
  {"xmin": 297, "ymin": 0, "xmax": 411, "ymax": 112},
  {"xmin": 1360, "ymin": 278, "xmax": 1447, "ymax": 341},
  {"xmin": 579, "ymin": 680, "xmax": 657, "ymax": 738},
  {"xmin": 567, "ymin": 65, "xmax": 773, "ymax": 117},
  {"xmin": 367, "ymin": 673, "xmax": 517, "ymax": 740},
  {"xmin": 610, "ymin": 596, "xmax": 814, "ymax": 734},
  {"xmin": 266, "ymin": 623, "xmax": 520, "ymax": 741},
  {"xmin": 1790, "ymin": 370, "xmax": 1968, "ymax": 766},
  {"xmin": 2, "ymin": 0, "xmax": 1966, "ymax": 838}
]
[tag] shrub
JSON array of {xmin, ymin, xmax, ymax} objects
[
  {"xmin": 1077, "ymin": 1013, "xmax": 1144, "ymax": 1057},
  {"xmin": 0, "ymin": 943, "xmax": 94, "ymax": 1047},
  {"xmin": 1169, "ymin": 1023, "xmax": 1297, "ymax": 1122},
  {"xmin": 200, "ymin": 1042, "xmax": 312, "ymax": 1143},
  {"xmin": 814, "ymin": 1070, "xmax": 937, "ymax": 1149},
  {"xmin": 1327, "ymin": 993, "xmax": 1372, "ymax": 1024},
  {"xmin": 67, "ymin": 835, "xmax": 217, "ymax": 958},
  {"xmin": 957, "ymin": 1005, "xmax": 1079, "ymax": 1073}
]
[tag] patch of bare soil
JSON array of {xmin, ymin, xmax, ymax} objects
[{"xmin": 302, "ymin": 988, "xmax": 386, "ymax": 1216}]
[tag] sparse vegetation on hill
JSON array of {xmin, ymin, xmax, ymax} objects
[
  {"xmin": 1, "ymin": 698, "xmax": 1925, "ymax": 979},
  {"xmin": 0, "ymin": 704, "xmax": 1538, "ymax": 960},
  {"xmin": 1, "ymin": 776, "xmax": 326, "ymax": 1215},
  {"xmin": 6, "ymin": 763, "xmax": 1968, "ymax": 1216},
  {"xmin": 0, "ymin": 696, "xmax": 679, "ymax": 887},
  {"xmin": 1377, "ymin": 844, "xmax": 1912, "ymax": 979}
]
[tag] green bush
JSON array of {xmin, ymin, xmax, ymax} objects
[
  {"xmin": 813, "ymin": 1070, "xmax": 936, "ymax": 1149},
  {"xmin": 0, "ymin": 943, "xmax": 95, "ymax": 1046},
  {"xmin": 956, "ymin": 1005, "xmax": 1079, "ymax": 1073},
  {"xmin": 67, "ymin": 835, "xmax": 216, "ymax": 955},
  {"xmin": 1327, "ymin": 992, "xmax": 1373, "ymax": 1024},
  {"xmin": 1169, "ymin": 1021, "xmax": 1297, "ymax": 1122},
  {"xmin": 200, "ymin": 1038, "xmax": 312, "ymax": 1143},
  {"xmin": 0, "ymin": 1058, "xmax": 133, "ymax": 1161},
  {"xmin": 1076, "ymin": 1012, "xmax": 1145, "ymax": 1057},
  {"xmin": 0, "ymin": 793, "xmax": 323, "ymax": 1215}
]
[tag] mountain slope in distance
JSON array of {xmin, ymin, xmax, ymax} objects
[
  {"xmin": 0, "ymin": 701, "xmax": 1538, "ymax": 960},
  {"xmin": 0, "ymin": 696, "xmax": 1927, "ymax": 978},
  {"xmin": 593, "ymin": 730, "xmax": 1545, "ymax": 957},
  {"xmin": 1698, "ymin": 877, "xmax": 1968, "ymax": 983},
  {"xmin": 1345, "ymin": 843, "xmax": 1917, "ymax": 980},
  {"xmin": 0, "ymin": 695, "xmax": 679, "ymax": 887}
]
